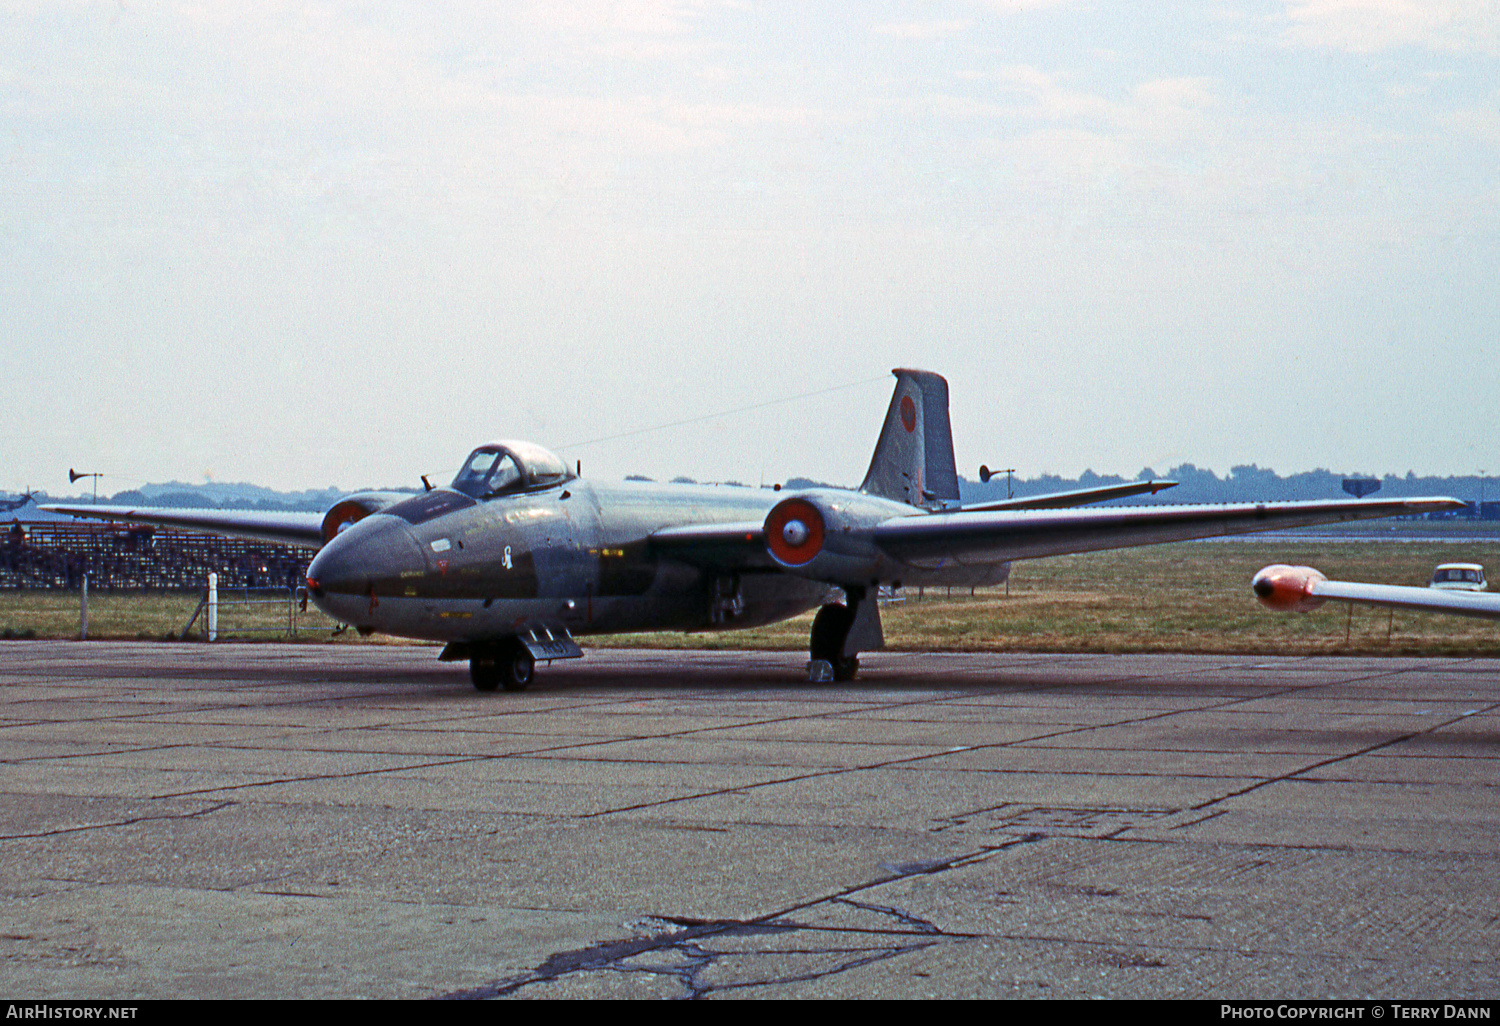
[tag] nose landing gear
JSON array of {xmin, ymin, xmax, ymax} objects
[
  {"xmin": 470, "ymin": 638, "xmax": 535, "ymax": 692},
  {"xmin": 442, "ymin": 623, "xmax": 582, "ymax": 693}
]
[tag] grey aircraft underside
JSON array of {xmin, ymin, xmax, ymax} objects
[{"xmin": 47, "ymin": 369, "xmax": 1464, "ymax": 691}]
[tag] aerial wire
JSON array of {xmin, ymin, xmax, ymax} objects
[{"xmin": 553, "ymin": 374, "xmax": 891, "ymax": 452}]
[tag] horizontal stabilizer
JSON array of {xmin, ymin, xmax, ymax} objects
[{"xmin": 959, "ymin": 479, "xmax": 1177, "ymax": 513}]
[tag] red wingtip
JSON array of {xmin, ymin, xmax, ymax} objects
[{"xmin": 1252, "ymin": 564, "xmax": 1328, "ymax": 612}]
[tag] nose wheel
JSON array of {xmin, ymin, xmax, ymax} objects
[{"xmin": 470, "ymin": 638, "xmax": 535, "ymax": 692}]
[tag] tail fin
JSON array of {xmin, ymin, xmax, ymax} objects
[{"xmin": 858, "ymin": 368, "xmax": 959, "ymax": 508}]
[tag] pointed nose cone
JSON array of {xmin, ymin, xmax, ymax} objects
[{"xmin": 306, "ymin": 515, "xmax": 426, "ymax": 621}]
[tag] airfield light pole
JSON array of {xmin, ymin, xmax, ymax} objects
[
  {"xmin": 69, "ymin": 469, "xmax": 102, "ymax": 504},
  {"xmin": 66, "ymin": 471, "xmax": 103, "ymax": 627},
  {"xmin": 978, "ymin": 465, "xmax": 1018, "ymax": 596},
  {"xmin": 979, "ymin": 465, "xmax": 1016, "ymax": 500}
]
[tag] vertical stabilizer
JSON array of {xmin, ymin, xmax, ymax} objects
[{"xmin": 858, "ymin": 368, "xmax": 960, "ymax": 508}]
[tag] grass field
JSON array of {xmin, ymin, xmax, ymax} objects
[
  {"xmin": 0, "ymin": 588, "xmax": 341, "ymax": 644},
  {"xmin": 2, "ymin": 540, "xmax": 1496, "ymax": 657}
]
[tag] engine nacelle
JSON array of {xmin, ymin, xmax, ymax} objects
[
  {"xmin": 320, "ymin": 492, "xmax": 409, "ymax": 543},
  {"xmin": 1251, "ymin": 564, "xmax": 1328, "ymax": 612},
  {"xmin": 763, "ymin": 491, "xmax": 888, "ymax": 584}
]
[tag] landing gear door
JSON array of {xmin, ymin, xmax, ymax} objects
[{"xmin": 516, "ymin": 623, "xmax": 584, "ymax": 661}]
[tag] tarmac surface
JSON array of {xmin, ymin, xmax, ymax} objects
[{"xmin": 1, "ymin": 640, "xmax": 1497, "ymax": 1000}]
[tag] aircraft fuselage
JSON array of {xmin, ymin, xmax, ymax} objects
[{"xmin": 304, "ymin": 479, "xmax": 840, "ymax": 643}]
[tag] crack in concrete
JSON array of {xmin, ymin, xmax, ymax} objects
[
  {"xmin": 440, "ymin": 834, "xmax": 1042, "ymax": 999},
  {"xmin": 833, "ymin": 896, "xmax": 943, "ymax": 935},
  {"xmin": 444, "ymin": 915, "xmax": 943, "ymax": 1000},
  {"xmin": 0, "ymin": 800, "xmax": 236, "ymax": 841}
]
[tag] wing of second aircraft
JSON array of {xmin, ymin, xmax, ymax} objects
[
  {"xmin": 41, "ymin": 504, "xmax": 326, "ymax": 548},
  {"xmin": 42, "ymin": 488, "xmax": 422, "ymax": 549},
  {"xmin": 1252, "ymin": 564, "xmax": 1500, "ymax": 621}
]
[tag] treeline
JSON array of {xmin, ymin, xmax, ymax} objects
[{"xmin": 11, "ymin": 464, "xmax": 1492, "ymax": 512}]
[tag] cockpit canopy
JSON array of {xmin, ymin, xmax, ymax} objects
[{"xmin": 451, "ymin": 441, "xmax": 575, "ymax": 499}]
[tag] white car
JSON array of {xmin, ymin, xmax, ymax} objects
[{"xmin": 1430, "ymin": 563, "xmax": 1487, "ymax": 592}]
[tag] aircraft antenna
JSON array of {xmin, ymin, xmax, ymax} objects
[{"xmin": 554, "ymin": 375, "xmax": 889, "ymax": 452}]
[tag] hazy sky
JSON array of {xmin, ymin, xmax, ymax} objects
[{"xmin": 3, "ymin": 0, "xmax": 1497, "ymax": 496}]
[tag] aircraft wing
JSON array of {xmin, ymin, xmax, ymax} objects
[
  {"xmin": 957, "ymin": 479, "xmax": 1177, "ymax": 512},
  {"xmin": 651, "ymin": 497, "xmax": 1466, "ymax": 576},
  {"xmin": 42, "ymin": 504, "xmax": 326, "ymax": 549},
  {"xmin": 870, "ymin": 497, "xmax": 1466, "ymax": 565},
  {"xmin": 1253, "ymin": 564, "xmax": 1500, "ymax": 621}
]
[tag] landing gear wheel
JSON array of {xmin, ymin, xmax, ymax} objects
[
  {"xmin": 470, "ymin": 639, "xmax": 535, "ymax": 692},
  {"xmin": 809, "ymin": 603, "xmax": 859, "ymax": 682},
  {"xmin": 500, "ymin": 640, "xmax": 535, "ymax": 691},
  {"xmin": 470, "ymin": 656, "xmax": 501, "ymax": 692}
]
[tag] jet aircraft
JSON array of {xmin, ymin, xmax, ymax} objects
[
  {"xmin": 47, "ymin": 370, "xmax": 1464, "ymax": 690},
  {"xmin": 1252, "ymin": 564, "xmax": 1500, "ymax": 621}
]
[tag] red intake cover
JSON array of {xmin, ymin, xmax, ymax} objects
[
  {"xmin": 764, "ymin": 498, "xmax": 826, "ymax": 567},
  {"xmin": 321, "ymin": 499, "xmax": 374, "ymax": 543}
]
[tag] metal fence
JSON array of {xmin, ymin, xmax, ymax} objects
[
  {"xmin": 2, "ymin": 522, "xmax": 309, "ymax": 592},
  {"xmin": 180, "ymin": 577, "xmax": 315, "ymax": 640}
]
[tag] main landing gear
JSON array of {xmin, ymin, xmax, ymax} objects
[
  {"xmin": 809, "ymin": 590, "xmax": 866, "ymax": 682},
  {"xmin": 469, "ymin": 638, "xmax": 535, "ymax": 692}
]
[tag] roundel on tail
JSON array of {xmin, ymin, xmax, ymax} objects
[
  {"xmin": 899, "ymin": 394, "xmax": 917, "ymax": 433},
  {"xmin": 764, "ymin": 498, "xmax": 826, "ymax": 567}
]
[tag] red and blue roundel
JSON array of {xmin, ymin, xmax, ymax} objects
[{"xmin": 900, "ymin": 394, "xmax": 917, "ymax": 433}]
